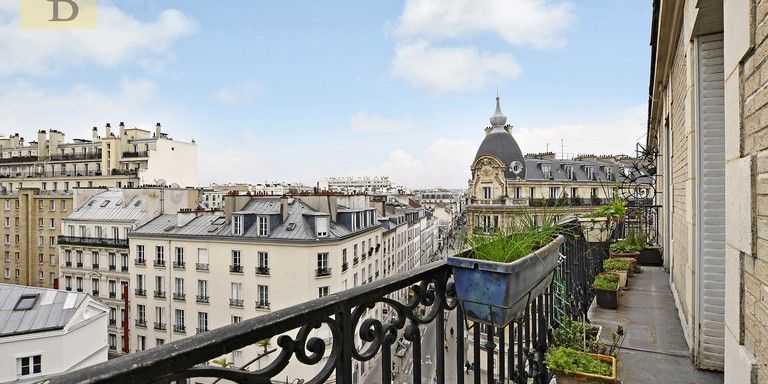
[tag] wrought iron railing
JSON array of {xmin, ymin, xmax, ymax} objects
[
  {"xmin": 42, "ymin": 223, "xmax": 603, "ymax": 384},
  {"xmin": 616, "ymin": 204, "xmax": 661, "ymax": 245}
]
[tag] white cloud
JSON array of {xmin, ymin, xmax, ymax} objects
[
  {"xmin": 347, "ymin": 137, "xmax": 477, "ymax": 188},
  {"xmin": 213, "ymin": 83, "xmax": 260, "ymax": 105},
  {"xmin": 349, "ymin": 111, "xmax": 412, "ymax": 133},
  {"xmin": 392, "ymin": 41, "xmax": 521, "ymax": 95},
  {"xmin": 396, "ymin": 0, "xmax": 574, "ymax": 49},
  {"xmin": 514, "ymin": 104, "xmax": 648, "ymax": 157},
  {"xmin": 0, "ymin": 4, "xmax": 197, "ymax": 76}
]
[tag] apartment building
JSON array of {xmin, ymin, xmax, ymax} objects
[
  {"xmin": 0, "ymin": 124, "xmax": 197, "ymax": 289},
  {"xmin": 467, "ymin": 97, "xmax": 642, "ymax": 234},
  {"xmin": 199, "ymin": 182, "xmax": 313, "ymax": 209},
  {"xmin": 0, "ymin": 283, "xmax": 108, "ymax": 383},
  {"xmin": 58, "ymin": 187, "xmax": 199, "ymax": 358},
  {"xmin": 646, "ymin": 0, "xmax": 768, "ymax": 381},
  {"xmin": 416, "ymin": 188, "xmax": 465, "ymax": 234},
  {"xmin": 128, "ymin": 194, "xmax": 383, "ymax": 381},
  {"xmin": 320, "ymin": 176, "xmax": 400, "ymax": 194}
]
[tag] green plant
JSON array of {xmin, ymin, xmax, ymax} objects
[
  {"xmin": 603, "ymin": 258, "xmax": 631, "ymax": 271},
  {"xmin": 583, "ymin": 196, "xmax": 626, "ymax": 219},
  {"xmin": 553, "ymin": 317, "xmax": 603, "ymax": 353},
  {"xmin": 544, "ymin": 347, "xmax": 612, "ymax": 377},
  {"xmin": 464, "ymin": 212, "xmax": 566, "ymax": 263},
  {"xmin": 593, "ymin": 273, "xmax": 619, "ymax": 291},
  {"xmin": 609, "ymin": 238, "xmax": 643, "ymax": 253}
]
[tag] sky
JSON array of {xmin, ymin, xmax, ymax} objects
[{"xmin": 0, "ymin": 0, "xmax": 651, "ymax": 188}]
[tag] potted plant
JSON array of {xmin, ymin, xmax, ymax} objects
[
  {"xmin": 634, "ymin": 232, "xmax": 662, "ymax": 266},
  {"xmin": 545, "ymin": 346, "xmax": 617, "ymax": 384},
  {"xmin": 610, "ymin": 231, "xmax": 643, "ymax": 273},
  {"xmin": 579, "ymin": 198, "xmax": 626, "ymax": 243},
  {"xmin": 603, "ymin": 259, "xmax": 631, "ymax": 288},
  {"xmin": 553, "ymin": 317, "xmax": 603, "ymax": 353},
  {"xmin": 593, "ymin": 273, "xmax": 620, "ymax": 309},
  {"xmin": 449, "ymin": 214, "xmax": 565, "ymax": 328}
]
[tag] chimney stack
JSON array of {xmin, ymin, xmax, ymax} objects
[
  {"xmin": 155, "ymin": 122, "xmax": 162, "ymax": 138},
  {"xmin": 119, "ymin": 122, "xmax": 126, "ymax": 137},
  {"xmin": 105, "ymin": 123, "xmax": 112, "ymax": 137},
  {"xmin": 92, "ymin": 127, "xmax": 98, "ymax": 140}
]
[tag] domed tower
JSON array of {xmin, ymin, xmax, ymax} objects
[{"xmin": 472, "ymin": 96, "xmax": 526, "ymax": 181}]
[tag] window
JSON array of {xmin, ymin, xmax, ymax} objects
[
  {"xmin": 514, "ymin": 187, "xmax": 522, "ymax": 199},
  {"xmin": 317, "ymin": 253, "xmax": 329, "ymax": 273},
  {"xmin": 231, "ymin": 250, "xmax": 241, "ymax": 266},
  {"xmin": 91, "ymin": 278, "xmax": 99, "ymax": 294},
  {"xmin": 197, "ymin": 279, "xmax": 208, "ymax": 297},
  {"xmin": 68, "ymin": 225, "xmax": 74, "ymax": 236},
  {"xmin": 197, "ymin": 248, "xmax": 208, "ymax": 267},
  {"xmin": 232, "ymin": 316, "xmax": 242, "ymax": 324},
  {"xmin": 174, "ymin": 247, "xmax": 184, "ymax": 267},
  {"xmin": 233, "ymin": 215, "xmax": 243, "ymax": 235},
  {"xmin": 49, "ymin": 218, "xmax": 55, "ymax": 229},
  {"xmin": 571, "ymin": 187, "xmax": 578, "ymax": 198},
  {"xmin": 529, "ymin": 187, "xmax": 536, "ymax": 198},
  {"xmin": 64, "ymin": 276, "xmax": 71, "ymax": 289},
  {"xmin": 197, "ymin": 312, "xmax": 209, "ymax": 332},
  {"xmin": 61, "ymin": 200, "xmax": 67, "ymax": 210},
  {"xmin": 155, "ymin": 246, "xmax": 164, "ymax": 263},
  {"xmin": 564, "ymin": 164, "xmax": 574, "ymax": 180},
  {"xmin": 136, "ymin": 245, "xmax": 145, "ymax": 262},
  {"xmin": 231, "ymin": 282, "xmax": 243, "ymax": 300},
  {"xmin": 591, "ymin": 188, "xmax": 599, "ymax": 198},
  {"xmin": 17, "ymin": 355, "xmax": 41, "ymax": 377},
  {"xmin": 257, "ymin": 285, "xmax": 269, "ymax": 307},
  {"xmin": 605, "ymin": 166, "xmax": 614, "ymax": 181},
  {"xmin": 319, "ymin": 286, "xmax": 329, "ymax": 297},
  {"xmin": 155, "ymin": 306, "xmax": 165, "ymax": 325},
  {"xmin": 175, "ymin": 309, "xmax": 185, "ymax": 330},
  {"xmin": 49, "ymin": 200, "xmax": 55, "ymax": 210},
  {"xmin": 136, "ymin": 274, "xmax": 145, "ymax": 290},
  {"xmin": 137, "ymin": 335, "xmax": 146, "ymax": 351},
  {"xmin": 76, "ymin": 277, "xmax": 83, "ymax": 291},
  {"xmin": 174, "ymin": 278, "xmax": 184, "ymax": 296},
  {"xmin": 3, "ymin": 217, "xmax": 8, "ymax": 227},
  {"xmin": 585, "ymin": 166, "xmax": 595, "ymax": 180},
  {"xmin": 257, "ymin": 216, "xmax": 268, "ymax": 236},
  {"xmin": 541, "ymin": 163, "xmax": 552, "ymax": 179},
  {"xmin": 92, "ymin": 251, "xmax": 99, "ymax": 267},
  {"xmin": 137, "ymin": 304, "xmax": 146, "ymax": 322},
  {"xmin": 155, "ymin": 276, "xmax": 164, "ymax": 293},
  {"xmin": 482, "ymin": 186, "xmax": 492, "ymax": 199},
  {"xmin": 109, "ymin": 280, "xmax": 117, "ymax": 296},
  {"xmin": 112, "ymin": 226, "xmax": 119, "ymax": 239},
  {"xmin": 316, "ymin": 217, "xmax": 329, "ymax": 238},
  {"xmin": 548, "ymin": 187, "xmax": 560, "ymax": 199}
]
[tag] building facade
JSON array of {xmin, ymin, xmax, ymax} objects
[
  {"xmin": 647, "ymin": 0, "xmax": 764, "ymax": 381},
  {"xmin": 128, "ymin": 194, "xmax": 384, "ymax": 381},
  {"xmin": 0, "ymin": 124, "xmax": 197, "ymax": 289},
  {"xmin": 466, "ymin": 97, "xmax": 640, "ymax": 234},
  {"xmin": 0, "ymin": 283, "xmax": 108, "ymax": 383},
  {"xmin": 321, "ymin": 176, "xmax": 398, "ymax": 194},
  {"xmin": 58, "ymin": 187, "xmax": 199, "ymax": 358}
]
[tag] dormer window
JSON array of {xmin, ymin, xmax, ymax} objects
[
  {"xmin": 233, "ymin": 215, "xmax": 243, "ymax": 236},
  {"xmin": 316, "ymin": 217, "xmax": 329, "ymax": 238},
  {"xmin": 605, "ymin": 167, "xmax": 614, "ymax": 181},
  {"xmin": 564, "ymin": 164, "xmax": 574, "ymax": 180},
  {"xmin": 541, "ymin": 164, "xmax": 552, "ymax": 179},
  {"xmin": 257, "ymin": 216, "xmax": 269, "ymax": 237},
  {"xmin": 585, "ymin": 166, "xmax": 595, "ymax": 180}
]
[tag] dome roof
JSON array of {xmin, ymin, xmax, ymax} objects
[
  {"xmin": 473, "ymin": 96, "xmax": 526, "ymax": 179},
  {"xmin": 474, "ymin": 131, "xmax": 526, "ymax": 179}
]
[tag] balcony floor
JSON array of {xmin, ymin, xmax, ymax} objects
[{"xmin": 589, "ymin": 266, "xmax": 723, "ymax": 384}]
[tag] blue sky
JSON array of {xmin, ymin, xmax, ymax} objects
[{"xmin": 0, "ymin": 0, "xmax": 651, "ymax": 188}]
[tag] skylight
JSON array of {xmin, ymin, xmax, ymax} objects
[{"xmin": 14, "ymin": 294, "xmax": 39, "ymax": 311}]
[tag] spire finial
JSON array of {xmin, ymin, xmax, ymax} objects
[{"xmin": 490, "ymin": 94, "xmax": 507, "ymax": 128}]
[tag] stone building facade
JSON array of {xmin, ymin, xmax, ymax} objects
[{"xmin": 647, "ymin": 0, "xmax": 768, "ymax": 381}]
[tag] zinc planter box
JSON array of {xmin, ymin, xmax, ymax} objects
[
  {"xmin": 447, "ymin": 235, "xmax": 565, "ymax": 328},
  {"xmin": 594, "ymin": 272, "xmax": 620, "ymax": 310},
  {"xmin": 551, "ymin": 354, "xmax": 617, "ymax": 384},
  {"xmin": 638, "ymin": 246, "xmax": 662, "ymax": 266},
  {"xmin": 578, "ymin": 217, "xmax": 610, "ymax": 243}
]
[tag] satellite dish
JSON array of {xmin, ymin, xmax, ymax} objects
[
  {"xmin": 171, "ymin": 183, "xmax": 180, "ymax": 189},
  {"xmin": 154, "ymin": 179, "xmax": 166, "ymax": 187}
]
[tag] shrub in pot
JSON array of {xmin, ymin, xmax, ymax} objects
[
  {"xmin": 593, "ymin": 273, "xmax": 620, "ymax": 309},
  {"xmin": 603, "ymin": 259, "xmax": 632, "ymax": 288},
  {"xmin": 579, "ymin": 198, "xmax": 626, "ymax": 243},
  {"xmin": 545, "ymin": 347, "xmax": 617, "ymax": 384},
  {"xmin": 610, "ymin": 231, "xmax": 644, "ymax": 273},
  {"xmin": 449, "ymin": 214, "xmax": 565, "ymax": 328}
]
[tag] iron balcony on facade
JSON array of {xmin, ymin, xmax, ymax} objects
[
  {"xmin": 64, "ymin": 261, "xmax": 72, "ymax": 267},
  {"xmin": 229, "ymin": 265, "xmax": 243, "ymax": 273},
  {"xmin": 76, "ymin": 262, "xmax": 83, "ymax": 268},
  {"xmin": 196, "ymin": 295, "xmax": 209, "ymax": 303},
  {"xmin": 154, "ymin": 322, "xmax": 167, "ymax": 331},
  {"xmin": 315, "ymin": 268, "xmax": 332, "ymax": 277},
  {"xmin": 135, "ymin": 319, "xmax": 146, "ymax": 327},
  {"xmin": 173, "ymin": 261, "xmax": 186, "ymax": 269},
  {"xmin": 154, "ymin": 290, "xmax": 166, "ymax": 299},
  {"xmin": 173, "ymin": 324, "xmax": 186, "ymax": 333},
  {"xmin": 229, "ymin": 298, "xmax": 244, "ymax": 307},
  {"xmin": 109, "ymin": 264, "xmax": 116, "ymax": 271},
  {"xmin": 342, "ymin": 262, "xmax": 348, "ymax": 272},
  {"xmin": 109, "ymin": 319, "xmax": 116, "ymax": 326},
  {"xmin": 109, "ymin": 292, "xmax": 116, "ymax": 299},
  {"xmin": 0, "ymin": 155, "xmax": 37, "ymax": 164},
  {"xmin": 121, "ymin": 265, "xmax": 129, "ymax": 272},
  {"xmin": 353, "ymin": 257, "xmax": 359, "ymax": 265},
  {"xmin": 92, "ymin": 290, "xmax": 99, "ymax": 297},
  {"xmin": 154, "ymin": 259, "xmax": 166, "ymax": 267},
  {"xmin": 135, "ymin": 289, "xmax": 146, "ymax": 296},
  {"xmin": 92, "ymin": 264, "xmax": 99, "ymax": 270},
  {"xmin": 255, "ymin": 301, "xmax": 270, "ymax": 310},
  {"xmin": 122, "ymin": 151, "xmax": 149, "ymax": 158},
  {"xmin": 173, "ymin": 293, "xmax": 186, "ymax": 301},
  {"xmin": 255, "ymin": 266, "xmax": 270, "ymax": 275},
  {"xmin": 196, "ymin": 263, "xmax": 209, "ymax": 271},
  {"xmin": 57, "ymin": 236, "xmax": 129, "ymax": 249},
  {"xmin": 195, "ymin": 327, "xmax": 208, "ymax": 334},
  {"xmin": 135, "ymin": 258, "xmax": 146, "ymax": 266},
  {"xmin": 76, "ymin": 288, "xmax": 83, "ymax": 292},
  {"xmin": 65, "ymin": 287, "xmax": 71, "ymax": 291}
]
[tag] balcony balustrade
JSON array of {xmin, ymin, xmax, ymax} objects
[
  {"xmin": 196, "ymin": 295, "xmax": 209, "ymax": 303},
  {"xmin": 135, "ymin": 289, "xmax": 146, "ymax": 297},
  {"xmin": 154, "ymin": 322, "xmax": 167, "ymax": 331},
  {"xmin": 255, "ymin": 266, "xmax": 270, "ymax": 275},
  {"xmin": 58, "ymin": 236, "xmax": 128, "ymax": 249},
  {"xmin": 41, "ymin": 219, "xmax": 605, "ymax": 384},
  {"xmin": 196, "ymin": 263, "xmax": 209, "ymax": 271},
  {"xmin": 154, "ymin": 290, "xmax": 166, "ymax": 299},
  {"xmin": 229, "ymin": 298, "xmax": 244, "ymax": 307},
  {"xmin": 122, "ymin": 151, "xmax": 149, "ymax": 158},
  {"xmin": 229, "ymin": 265, "xmax": 243, "ymax": 273},
  {"xmin": 154, "ymin": 259, "xmax": 166, "ymax": 267},
  {"xmin": 315, "ymin": 267, "xmax": 332, "ymax": 277}
]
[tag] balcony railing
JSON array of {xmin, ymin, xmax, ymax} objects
[
  {"xmin": 135, "ymin": 258, "xmax": 146, "ymax": 266},
  {"xmin": 154, "ymin": 259, "xmax": 165, "ymax": 267},
  {"xmin": 196, "ymin": 263, "xmax": 209, "ymax": 271},
  {"xmin": 122, "ymin": 151, "xmax": 149, "ymax": 158},
  {"xmin": 173, "ymin": 324, "xmax": 186, "ymax": 333},
  {"xmin": 154, "ymin": 322, "xmax": 167, "ymax": 331},
  {"xmin": 255, "ymin": 301, "xmax": 270, "ymax": 310},
  {"xmin": 134, "ymin": 288, "xmax": 146, "ymax": 297},
  {"xmin": 154, "ymin": 290, "xmax": 166, "ymax": 299},
  {"xmin": 255, "ymin": 266, "xmax": 270, "ymax": 275},
  {"xmin": 109, "ymin": 292, "xmax": 116, "ymax": 299},
  {"xmin": 196, "ymin": 295, "xmax": 209, "ymax": 303},
  {"xmin": 134, "ymin": 319, "xmax": 146, "ymax": 327},
  {"xmin": 108, "ymin": 264, "xmax": 116, "ymax": 271},
  {"xmin": 173, "ymin": 293, "xmax": 186, "ymax": 301},
  {"xmin": 47, "ymin": 152, "xmax": 102, "ymax": 161},
  {"xmin": 121, "ymin": 265, "xmax": 129, "ymax": 272},
  {"xmin": 173, "ymin": 261, "xmax": 186, "ymax": 269},
  {"xmin": 229, "ymin": 298, "xmax": 244, "ymax": 307},
  {"xmin": 64, "ymin": 261, "xmax": 72, "ymax": 267},
  {"xmin": 229, "ymin": 265, "xmax": 243, "ymax": 273},
  {"xmin": 42, "ymin": 220, "xmax": 604, "ymax": 384},
  {"xmin": 57, "ymin": 236, "xmax": 129, "ymax": 249},
  {"xmin": 315, "ymin": 267, "xmax": 332, "ymax": 277}
]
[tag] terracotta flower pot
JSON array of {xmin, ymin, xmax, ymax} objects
[{"xmin": 552, "ymin": 353, "xmax": 617, "ymax": 384}]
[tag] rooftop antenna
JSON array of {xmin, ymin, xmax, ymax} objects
[
  {"xmin": 561, "ymin": 139, "xmax": 564, "ymax": 159},
  {"xmin": 546, "ymin": 142, "xmax": 549, "ymax": 152}
]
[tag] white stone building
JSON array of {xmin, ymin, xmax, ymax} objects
[
  {"xmin": 128, "ymin": 194, "xmax": 385, "ymax": 381},
  {"xmin": 0, "ymin": 283, "xmax": 108, "ymax": 383},
  {"xmin": 58, "ymin": 187, "xmax": 199, "ymax": 358}
]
